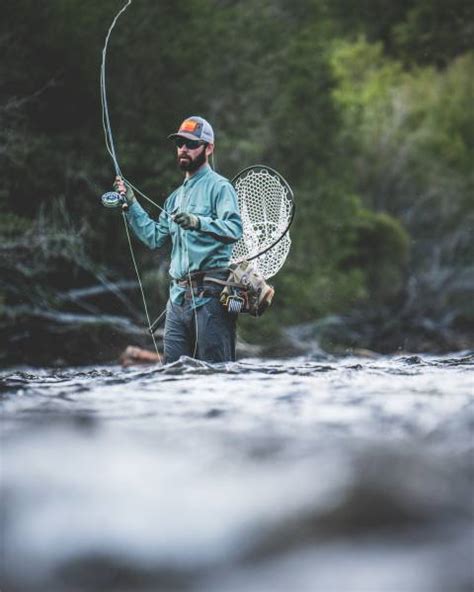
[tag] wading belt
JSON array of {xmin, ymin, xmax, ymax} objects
[{"xmin": 175, "ymin": 268, "xmax": 230, "ymax": 300}]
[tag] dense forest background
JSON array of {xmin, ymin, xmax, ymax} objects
[{"xmin": 1, "ymin": 0, "xmax": 473, "ymax": 365}]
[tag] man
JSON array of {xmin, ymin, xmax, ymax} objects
[{"xmin": 113, "ymin": 116, "xmax": 243, "ymax": 364}]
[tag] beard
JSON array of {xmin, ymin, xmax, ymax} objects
[{"xmin": 177, "ymin": 146, "xmax": 207, "ymax": 172}]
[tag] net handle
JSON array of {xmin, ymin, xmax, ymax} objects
[{"xmin": 231, "ymin": 164, "xmax": 296, "ymax": 263}]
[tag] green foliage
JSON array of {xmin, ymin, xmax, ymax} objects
[
  {"xmin": 326, "ymin": 0, "xmax": 474, "ymax": 66},
  {"xmin": 0, "ymin": 213, "xmax": 32, "ymax": 238},
  {"xmin": 0, "ymin": 198, "xmax": 90, "ymax": 284},
  {"xmin": 330, "ymin": 39, "xmax": 473, "ymax": 247},
  {"xmin": 343, "ymin": 210, "xmax": 410, "ymax": 304},
  {"xmin": 393, "ymin": 0, "xmax": 474, "ymax": 66},
  {"xmin": 329, "ymin": 37, "xmax": 473, "ymax": 322},
  {"xmin": 272, "ymin": 180, "xmax": 369, "ymax": 324}
]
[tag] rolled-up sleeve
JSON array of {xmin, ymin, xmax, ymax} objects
[
  {"xmin": 125, "ymin": 200, "xmax": 170, "ymax": 249},
  {"xmin": 197, "ymin": 182, "xmax": 242, "ymax": 244}
]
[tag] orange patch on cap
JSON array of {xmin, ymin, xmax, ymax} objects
[{"xmin": 180, "ymin": 119, "xmax": 198, "ymax": 132}]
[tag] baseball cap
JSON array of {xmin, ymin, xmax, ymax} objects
[{"xmin": 168, "ymin": 116, "xmax": 215, "ymax": 144}]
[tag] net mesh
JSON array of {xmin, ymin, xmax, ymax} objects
[{"xmin": 231, "ymin": 167, "xmax": 293, "ymax": 279}]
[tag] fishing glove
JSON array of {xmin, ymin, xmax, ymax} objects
[
  {"xmin": 174, "ymin": 212, "xmax": 200, "ymax": 230},
  {"xmin": 113, "ymin": 179, "xmax": 136, "ymax": 205}
]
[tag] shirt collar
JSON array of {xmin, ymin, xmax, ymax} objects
[{"xmin": 183, "ymin": 164, "xmax": 211, "ymax": 187}]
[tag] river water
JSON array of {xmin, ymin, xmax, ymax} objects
[{"xmin": 1, "ymin": 352, "xmax": 473, "ymax": 592}]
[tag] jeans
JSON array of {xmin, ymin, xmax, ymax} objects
[{"xmin": 164, "ymin": 297, "xmax": 237, "ymax": 363}]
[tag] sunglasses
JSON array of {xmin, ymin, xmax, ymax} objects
[{"xmin": 174, "ymin": 137, "xmax": 206, "ymax": 150}]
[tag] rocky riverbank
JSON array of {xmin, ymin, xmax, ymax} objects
[{"xmin": 1, "ymin": 307, "xmax": 472, "ymax": 367}]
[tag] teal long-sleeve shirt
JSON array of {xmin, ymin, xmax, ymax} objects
[{"xmin": 125, "ymin": 165, "xmax": 242, "ymax": 305}]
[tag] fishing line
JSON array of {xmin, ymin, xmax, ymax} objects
[
  {"xmin": 100, "ymin": 0, "xmax": 169, "ymax": 215},
  {"xmin": 184, "ymin": 238, "xmax": 199, "ymax": 359},
  {"xmin": 100, "ymin": 0, "xmax": 130, "ymax": 178},
  {"xmin": 100, "ymin": 0, "xmax": 167, "ymax": 360},
  {"xmin": 176, "ymin": 186, "xmax": 199, "ymax": 358},
  {"xmin": 122, "ymin": 212, "xmax": 160, "ymax": 356}
]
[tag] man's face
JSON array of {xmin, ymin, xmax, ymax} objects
[{"xmin": 176, "ymin": 138, "xmax": 208, "ymax": 173}]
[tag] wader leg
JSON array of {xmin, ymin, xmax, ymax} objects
[
  {"xmin": 195, "ymin": 299, "xmax": 237, "ymax": 363},
  {"xmin": 163, "ymin": 301, "xmax": 193, "ymax": 363}
]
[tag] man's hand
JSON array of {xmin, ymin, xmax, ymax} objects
[
  {"xmin": 174, "ymin": 212, "xmax": 200, "ymax": 230},
  {"xmin": 113, "ymin": 176, "xmax": 136, "ymax": 205}
]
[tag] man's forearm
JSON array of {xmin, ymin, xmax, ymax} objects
[{"xmin": 126, "ymin": 201, "xmax": 170, "ymax": 249}]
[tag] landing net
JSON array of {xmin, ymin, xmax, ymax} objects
[{"xmin": 231, "ymin": 165, "xmax": 295, "ymax": 279}]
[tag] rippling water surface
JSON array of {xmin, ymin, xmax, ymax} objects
[{"xmin": 1, "ymin": 352, "xmax": 473, "ymax": 592}]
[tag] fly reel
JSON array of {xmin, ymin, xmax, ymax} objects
[{"xmin": 101, "ymin": 191, "xmax": 125, "ymax": 208}]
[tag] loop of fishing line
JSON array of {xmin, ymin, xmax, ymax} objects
[
  {"xmin": 101, "ymin": 0, "xmax": 168, "ymax": 360},
  {"xmin": 100, "ymin": 0, "xmax": 171, "ymax": 217}
]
